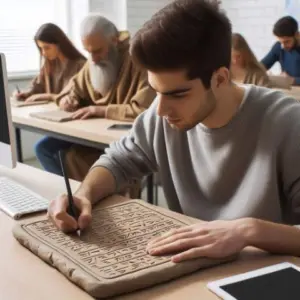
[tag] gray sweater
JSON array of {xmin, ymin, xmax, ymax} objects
[{"xmin": 94, "ymin": 85, "xmax": 300, "ymax": 224}]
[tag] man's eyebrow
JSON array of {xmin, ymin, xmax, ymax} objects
[{"xmin": 148, "ymin": 83, "xmax": 191, "ymax": 96}]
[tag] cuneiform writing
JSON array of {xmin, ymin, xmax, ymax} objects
[{"xmin": 24, "ymin": 202, "xmax": 187, "ymax": 279}]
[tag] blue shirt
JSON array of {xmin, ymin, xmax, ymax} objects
[{"xmin": 261, "ymin": 42, "xmax": 300, "ymax": 85}]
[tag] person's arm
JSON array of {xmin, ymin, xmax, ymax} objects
[
  {"xmin": 24, "ymin": 69, "xmax": 46, "ymax": 98},
  {"xmin": 54, "ymin": 62, "xmax": 90, "ymax": 107},
  {"xmin": 74, "ymin": 167, "xmax": 117, "ymax": 205},
  {"xmin": 105, "ymin": 68, "xmax": 156, "ymax": 121},
  {"xmin": 243, "ymin": 218, "xmax": 300, "ymax": 256},
  {"xmin": 48, "ymin": 101, "xmax": 159, "ymax": 231},
  {"xmin": 261, "ymin": 42, "xmax": 281, "ymax": 70},
  {"xmin": 146, "ymin": 217, "xmax": 300, "ymax": 262},
  {"xmin": 147, "ymin": 107, "xmax": 300, "ymax": 261},
  {"xmin": 74, "ymin": 101, "xmax": 159, "ymax": 204}
]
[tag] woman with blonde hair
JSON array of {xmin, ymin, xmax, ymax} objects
[{"xmin": 231, "ymin": 33, "xmax": 269, "ymax": 86}]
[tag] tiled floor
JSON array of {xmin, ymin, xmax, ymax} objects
[{"xmin": 24, "ymin": 158, "xmax": 168, "ymax": 208}]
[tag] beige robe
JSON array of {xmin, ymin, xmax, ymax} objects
[
  {"xmin": 27, "ymin": 57, "xmax": 86, "ymax": 95},
  {"xmin": 58, "ymin": 34, "xmax": 156, "ymax": 185}
]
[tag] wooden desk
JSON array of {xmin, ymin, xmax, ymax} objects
[
  {"xmin": 1, "ymin": 164, "xmax": 300, "ymax": 299},
  {"xmin": 11, "ymin": 103, "xmax": 129, "ymax": 160},
  {"xmin": 275, "ymin": 86, "xmax": 300, "ymax": 101},
  {"xmin": 11, "ymin": 104, "xmax": 156, "ymax": 204}
]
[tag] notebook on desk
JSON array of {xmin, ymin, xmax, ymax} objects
[
  {"xmin": 30, "ymin": 110, "xmax": 74, "ymax": 122},
  {"xmin": 10, "ymin": 97, "xmax": 49, "ymax": 107}
]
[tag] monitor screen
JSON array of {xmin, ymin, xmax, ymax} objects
[{"xmin": 0, "ymin": 54, "xmax": 16, "ymax": 168}]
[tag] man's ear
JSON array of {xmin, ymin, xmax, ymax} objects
[{"xmin": 210, "ymin": 67, "xmax": 230, "ymax": 89}]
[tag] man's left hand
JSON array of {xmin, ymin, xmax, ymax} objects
[
  {"xmin": 146, "ymin": 219, "xmax": 253, "ymax": 263},
  {"xmin": 71, "ymin": 106, "xmax": 107, "ymax": 120}
]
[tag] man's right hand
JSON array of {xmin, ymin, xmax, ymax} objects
[
  {"xmin": 48, "ymin": 194, "xmax": 92, "ymax": 232},
  {"xmin": 59, "ymin": 96, "xmax": 79, "ymax": 112}
]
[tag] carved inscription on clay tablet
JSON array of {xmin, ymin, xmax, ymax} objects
[{"xmin": 22, "ymin": 202, "xmax": 187, "ymax": 279}]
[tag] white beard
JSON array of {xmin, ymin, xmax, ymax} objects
[{"xmin": 89, "ymin": 47, "xmax": 119, "ymax": 97}]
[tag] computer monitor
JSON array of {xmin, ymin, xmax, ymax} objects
[{"xmin": 0, "ymin": 53, "xmax": 17, "ymax": 168}]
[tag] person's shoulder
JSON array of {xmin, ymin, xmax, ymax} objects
[
  {"xmin": 250, "ymin": 85, "xmax": 299, "ymax": 106},
  {"xmin": 270, "ymin": 41, "xmax": 282, "ymax": 53},
  {"xmin": 250, "ymin": 86, "xmax": 300, "ymax": 126},
  {"xmin": 72, "ymin": 57, "xmax": 87, "ymax": 71}
]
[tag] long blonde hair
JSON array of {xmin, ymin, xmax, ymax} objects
[{"xmin": 232, "ymin": 33, "xmax": 265, "ymax": 72}]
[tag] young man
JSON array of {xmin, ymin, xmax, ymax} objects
[
  {"xmin": 261, "ymin": 16, "xmax": 300, "ymax": 85},
  {"xmin": 49, "ymin": 0, "xmax": 300, "ymax": 263}
]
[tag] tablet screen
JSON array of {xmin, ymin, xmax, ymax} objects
[{"xmin": 221, "ymin": 267, "xmax": 300, "ymax": 300}]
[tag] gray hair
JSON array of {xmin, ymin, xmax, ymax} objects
[{"xmin": 80, "ymin": 14, "xmax": 118, "ymax": 39}]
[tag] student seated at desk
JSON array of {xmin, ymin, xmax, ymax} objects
[
  {"xmin": 231, "ymin": 33, "xmax": 269, "ymax": 86},
  {"xmin": 261, "ymin": 16, "xmax": 300, "ymax": 86},
  {"xmin": 15, "ymin": 23, "xmax": 86, "ymax": 102},
  {"xmin": 36, "ymin": 15, "xmax": 155, "ymax": 181},
  {"xmin": 49, "ymin": 0, "xmax": 300, "ymax": 262}
]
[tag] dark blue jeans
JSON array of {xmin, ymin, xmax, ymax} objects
[{"xmin": 35, "ymin": 136, "xmax": 73, "ymax": 176}]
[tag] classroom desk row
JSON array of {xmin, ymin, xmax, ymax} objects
[
  {"xmin": 1, "ymin": 163, "xmax": 300, "ymax": 300},
  {"xmin": 11, "ymin": 103, "xmax": 155, "ymax": 204}
]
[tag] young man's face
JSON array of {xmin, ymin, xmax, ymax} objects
[
  {"xmin": 148, "ymin": 70, "xmax": 217, "ymax": 131},
  {"xmin": 277, "ymin": 35, "xmax": 297, "ymax": 51}
]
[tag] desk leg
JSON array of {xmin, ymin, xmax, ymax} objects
[
  {"xmin": 15, "ymin": 128, "xmax": 23, "ymax": 162},
  {"xmin": 147, "ymin": 174, "xmax": 154, "ymax": 205}
]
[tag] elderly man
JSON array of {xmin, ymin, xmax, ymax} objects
[{"xmin": 35, "ymin": 14, "xmax": 155, "ymax": 180}]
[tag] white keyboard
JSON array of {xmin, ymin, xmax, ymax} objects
[{"xmin": 0, "ymin": 177, "xmax": 49, "ymax": 219}]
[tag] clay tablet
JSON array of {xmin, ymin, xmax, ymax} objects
[{"xmin": 13, "ymin": 200, "xmax": 233, "ymax": 298}]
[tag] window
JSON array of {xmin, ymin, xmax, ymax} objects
[{"xmin": 0, "ymin": 0, "xmax": 69, "ymax": 75}]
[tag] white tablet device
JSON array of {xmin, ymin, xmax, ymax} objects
[{"xmin": 207, "ymin": 262, "xmax": 300, "ymax": 300}]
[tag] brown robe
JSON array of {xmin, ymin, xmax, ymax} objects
[
  {"xmin": 27, "ymin": 57, "xmax": 86, "ymax": 95},
  {"xmin": 58, "ymin": 33, "xmax": 156, "ymax": 187},
  {"xmin": 55, "ymin": 33, "xmax": 155, "ymax": 121}
]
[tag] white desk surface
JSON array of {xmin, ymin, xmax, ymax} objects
[{"xmin": 1, "ymin": 164, "xmax": 300, "ymax": 299}]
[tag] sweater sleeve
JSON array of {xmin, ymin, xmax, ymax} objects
[
  {"xmin": 55, "ymin": 62, "xmax": 91, "ymax": 107},
  {"xmin": 26, "ymin": 71, "xmax": 46, "ymax": 95},
  {"xmin": 92, "ymin": 100, "xmax": 159, "ymax": 191}
]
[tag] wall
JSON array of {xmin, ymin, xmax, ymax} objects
[
  {"xmin": 126, "ymin": 0, "xmax": 172, "ymax": 35},
  {"xmin": 89, "ymin": 0, "xmax": 127, "ymax": 30},
  {"xmin": 90, "ymin": 0, "xmax": 172, "ymax": 35},
  {"xmin": 222, "ymin": 0, "xmax": 286, "ymax": 73}
]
